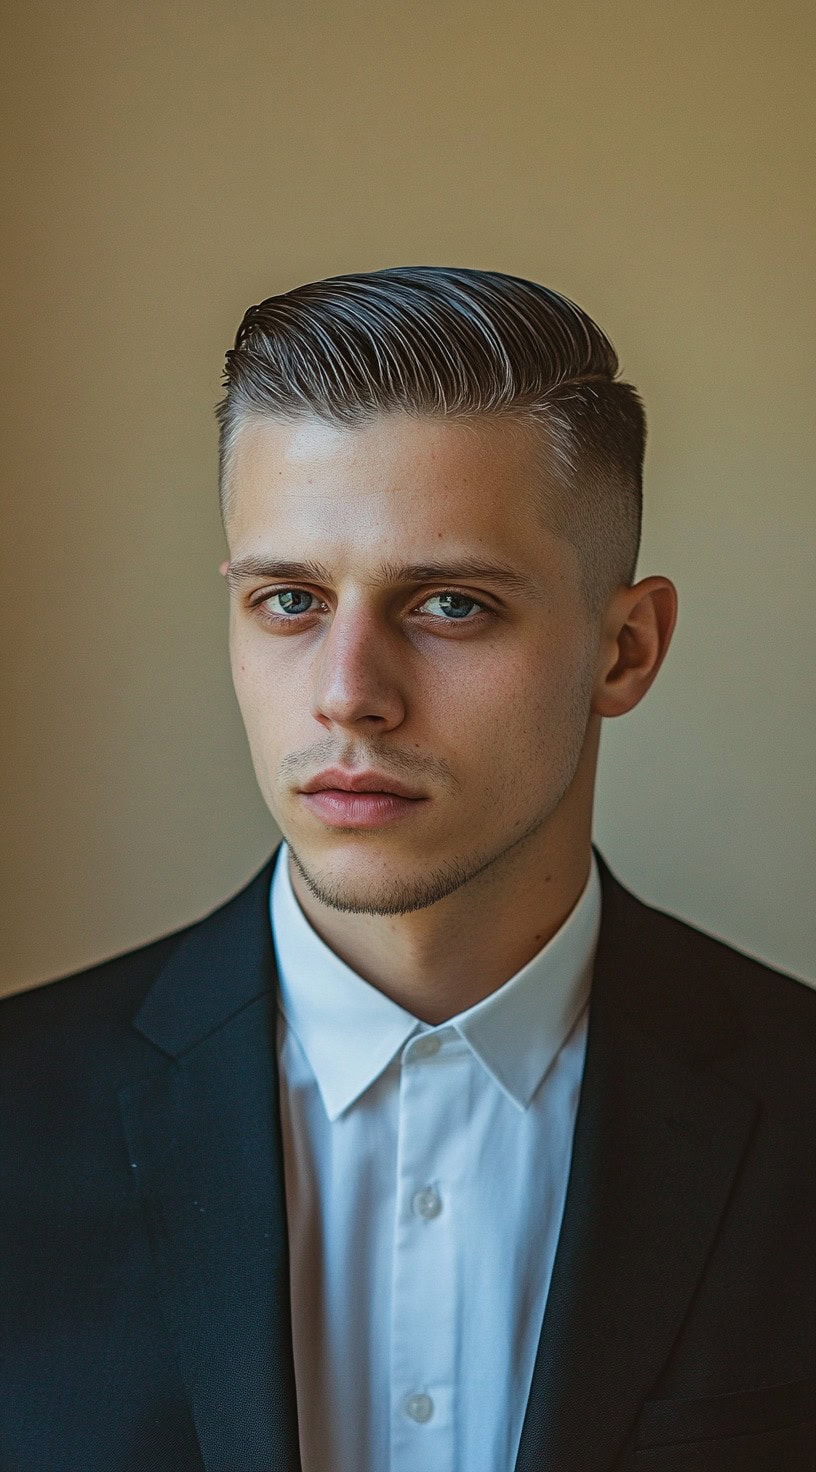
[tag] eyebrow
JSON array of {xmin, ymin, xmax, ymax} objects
[{"xmin": 225, "ymin": 554, "xmax": 544, "ymax": 601}]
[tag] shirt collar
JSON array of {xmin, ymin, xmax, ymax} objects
[{"xmin": 270, "ymin": 839, "xmax": 601, "ymax": 1121}]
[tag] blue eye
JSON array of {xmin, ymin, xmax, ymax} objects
[
  {"xmin": 251, "ymin": 588, "xmax": 490, "ymax": 627},
  {"xmin": 421, "ymin": 592, "xmax": 482, "ymax": 620},
  {"xmin": 271, "ymin": 589, "xmax": 315, "ymax": 617}
]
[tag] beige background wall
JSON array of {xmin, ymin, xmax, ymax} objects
[{"xmin": 1, "ymin": 0, "xmax": 813, "ymax": 995}]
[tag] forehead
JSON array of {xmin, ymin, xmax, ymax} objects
[{"xmin": 227, "ymin": 412, "xmax": 556, "ymax": 552}]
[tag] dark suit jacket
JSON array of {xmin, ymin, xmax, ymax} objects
[{"xmin": 1, "ymin": 842, "xmax": 814, "ymax": 1471}]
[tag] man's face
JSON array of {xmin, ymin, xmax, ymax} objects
[{"xmin": 224, "ymin": 412, "xmax": 602, "ymax": 916}]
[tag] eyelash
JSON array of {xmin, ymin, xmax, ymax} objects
[{"xmin": 248, "ymin": 587, "xmax": 492, "ymax": 630}]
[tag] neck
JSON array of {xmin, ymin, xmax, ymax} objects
[{"xmin": 287, "ymin": 801, "xmax": 595, "ymax": 1027}]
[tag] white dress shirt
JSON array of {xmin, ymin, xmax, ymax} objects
[{"xmin": 271, "ymin": 840, "xmax": 601, "ymax": 1472}]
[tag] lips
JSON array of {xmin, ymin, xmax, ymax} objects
[
  {"xmin": 299, "ymin": 768, "xmax": 424, "ymax": 800},
  {"xmin": 299, "ymin": 788, "xmax": 425, "ymax": 829}
]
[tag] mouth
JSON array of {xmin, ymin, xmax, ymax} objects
[
  {"xmin": 298, "ymin": 768, "xmax": 425, "ymax": 801},
  {"xmin": 299, "ymin": 788, "xmax": 427, "ymax": 829}
]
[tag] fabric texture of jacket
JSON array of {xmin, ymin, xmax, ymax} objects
[{"xmin": 1, "ymin": 841, "xmax": 814, "ymax": 1471}]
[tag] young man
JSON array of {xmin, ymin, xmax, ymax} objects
[{"xmin": 2, "ymin": 267, "xmax": 814, "ymax": 1471}]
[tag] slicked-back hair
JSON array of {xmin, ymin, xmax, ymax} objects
[{"xmin": 215, "ymin": 266, "xmax": 645, "ymax": 617}]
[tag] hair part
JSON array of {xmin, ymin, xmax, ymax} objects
[{"xmin": 215, "ymin": 266, "xmax": 645, "ymax": 617}]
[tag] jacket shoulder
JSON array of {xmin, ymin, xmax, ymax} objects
[
  {"xmin": 0, "ymin": 863, "xmax": 267, "ymax": 1048},
  {"xmin": 2, "ymin": 930, "xmax": 173, "ymax": 1026},
  {"xmin": 601, "ymin": 855, "xmax": 816, "ymax": 1067},
  {"xmin": 639, "ymin": 887, "xmax": 814, "ymax": 1012}
]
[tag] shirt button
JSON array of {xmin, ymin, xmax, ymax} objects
[
  {"xmin": 404, "ymin": 1392, "xmax": 434, "ymax": 1423},
  {"xmin": 413, "ymin": 1186, "xmax": 442, "ymax": 1219},
  {"xmin": 411, "ymin": 1033, "xmax": 441, "ymax": 1059}
]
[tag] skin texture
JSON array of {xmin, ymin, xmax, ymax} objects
[{"xmin": 220, "ymin": 412, "xmax": 677, "ymax": 1024}]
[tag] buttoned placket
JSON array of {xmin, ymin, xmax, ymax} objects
[{"xmin": 389, "ymin": 1025, "xmax": 476, "ymax": 1469}]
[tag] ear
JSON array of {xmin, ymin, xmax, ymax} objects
[
  {"xmin": 219, "ymin": 559, "xmax": 229, "ymax": 577},
  {"xmin": 592, "ymin": 576, "xmax": 678, "ymax": 718}
]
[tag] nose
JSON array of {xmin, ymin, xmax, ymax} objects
[{"xmin": 309, "ymin": 608, "xmax": 407, "ymax": 733}]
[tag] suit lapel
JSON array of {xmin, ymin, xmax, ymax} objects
[
  {"xmin": 119, "ymin": 846, "xmax": 302, "ymax": 1472},
  {"xmin": 514, "ymin": 850, "xmax": 760, "ymax": 1472},
  {"xmin": 117, "ymin": 842, "xmax": 760, "ymax": 1472}
]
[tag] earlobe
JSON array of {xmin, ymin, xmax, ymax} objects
[{"xmin": 592, "ymin": 644, "xmax": 641, "ymax": 720}]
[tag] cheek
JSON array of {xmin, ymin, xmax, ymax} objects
[
  {"xmin": 229, "ymin": 642, "xmax": 271, "ymax": 734},
  {"xmin": 494, "ymin": 643, "xmax": 594, "ymax": 748},
  {"xmin": 474, "ymin": 644, "xmax": 570, "ymax": 713},
  {"xmin": 229, "ymin": 621, "xmax": 270, "ymax": 694},
  {"xmin": 437, "ymin": 658, "xmax": 546, "ymax": 765}
]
